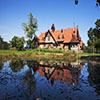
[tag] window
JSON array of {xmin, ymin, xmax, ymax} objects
[
  {"xmin": 48, "ymin": 36, "xmax": 50, "ymax": 41},
  {"xmin": 62, "ymin": 35, "xmax": 64, "ymax": 39},
  {"xmin": 58, "ymin": 36, "xmax": 60, "ymax": 39}
]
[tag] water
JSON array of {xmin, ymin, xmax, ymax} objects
[{"xmin": 0, "ymin": 59, "xmax": 100, "ymax": 100}]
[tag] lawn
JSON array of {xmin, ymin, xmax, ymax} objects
[
  {"xmin": 0, "ymin": 49, "xmax": 100, "ymax": 56},
  {"xmin": 0, "ymin": 48, "xmax": 64, "ymax": 55}
]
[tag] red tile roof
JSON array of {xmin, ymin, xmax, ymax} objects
[
  {"xmin": 38, "ymin": 25, "xmax": 82, "ymax": 45},
  {"xmin": 70, "ymin": 34, "xmax": 79, "ymax": 43}
]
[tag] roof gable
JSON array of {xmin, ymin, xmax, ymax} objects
[{"xmin": 44, "ymin": 30, "xmax": 57, "ymax": 43}]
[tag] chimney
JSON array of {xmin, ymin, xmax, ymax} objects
[
  {"xmin": 51, "ymin": 24, "xmax": 55, "ymax": 32},
  {"xmin": 73, "ymin": 22, "xmax": 75, "ymax": 36},
  {"xmin": 61, "ymin": 29, "xmax": 63, "ymax": 33}
]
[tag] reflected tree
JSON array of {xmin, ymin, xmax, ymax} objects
[
  {"xmin": 0, "ymin": 61, "xmax": 3, "ymax": 70},
  {"xmin": 0, "ymin": 56, "xmax": 3, "ymax": 70},
  {"xmin": 88, "ymin": 63, "xmax": 100, "ymax": 95},
  {"xmin": 10, "ymin": 59, "xmax": 25, "ymax": 72},
  {"xmin": 22, "ymin": 60, "xmax": 39, "ymax": 96}
]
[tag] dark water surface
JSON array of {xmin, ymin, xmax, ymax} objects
[{"xmin": 0, "ymin": 59, "xmax": 100, "ymax": 100}]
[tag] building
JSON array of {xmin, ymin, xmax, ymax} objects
[{"xmin": 37, "ymin": 24, "xmax": 83, "ymax": 52}]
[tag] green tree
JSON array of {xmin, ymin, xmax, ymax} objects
[
  {"xmin": 10, "ymin": 36, "xmax": 25, "ymax": 51},
  {"xmin": 87, "ymin": 19, "xmax": 100, "ymax": 53},
  {"xmin": 0, "ymin": 36, "xmax": 9, "ymax": 50},
  {"xmin": 16, "ymin": 37, "xmax": 25, "ymax": 51},
  {"xmin": 22, "ymin": 13, "xmax": 38, "ymax": 49},
  {"xmin": 10, "ymin": 36, "xmax": 18, "ymax": 47}
]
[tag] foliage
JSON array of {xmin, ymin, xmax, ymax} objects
[
  {"xmin": 88, "ymin": 63, "xmax": 100, "ymax": 95},
  {"xmin": 0, "ymin": 36, "xmax": 9, "ymax": 50},
  {"xmin": 26, "ymin": 39, "xmax": 35, "ymax": 49},
  {"xmin": 10, "ymin": 36, "xmax": 18, "ymax": 48},
  {"xmin": 83, "ymin": 46, "xmax": 94, "ymax": 53},
  {"xmin": 22, "ymin": 13, "xmax": 38, "ymax": 49},
  {"xmin": 10, "ymin": 36, "xmax": 25, "ymax": 51},
  {"xmin": 87, "ymin": 19, "xmax": 100, "ymax": 53}
]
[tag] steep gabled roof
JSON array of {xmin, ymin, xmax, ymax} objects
[
  {"xmin": 70, "ymin": 34, "xmax": 79, "ymax": 43},
  {"xmin": 38, "ymin": 25, "xmax": 81, "ymax": 44}
]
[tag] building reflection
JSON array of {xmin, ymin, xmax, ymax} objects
[{"xmin": 37, "ymin": 61, "xmax": 83, "ymax": 86}]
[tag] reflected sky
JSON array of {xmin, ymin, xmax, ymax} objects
[{"xmin": 0, "ymin": 60, "xmax": 100, "ymax": 100}]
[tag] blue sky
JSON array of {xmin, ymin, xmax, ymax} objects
[{"xmin": 0, "ymin": 0, "xmax": 100, "ymax": 45}]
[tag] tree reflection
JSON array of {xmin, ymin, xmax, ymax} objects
[
  {"xmin": 10, "ymin": 59, "xmax": 25, "ymax": 72},
  {"xmin": 0, "ymin": 56, "xmax": 3, "ymax": 70},
  {"xmin": 0, "ymin": 60, "xmax": 3, "ymax": 70},
  {"xmin": 88, "ymin": 63, "xmax": 100, "ymax": 95},
  {"xmin": 22, "ymin": 60, "xmax": 39, "ymax": 96}
]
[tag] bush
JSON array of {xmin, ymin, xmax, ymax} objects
[{"xmin": 83, "ymin": 46, "xmax": 93, "ymax": 53}]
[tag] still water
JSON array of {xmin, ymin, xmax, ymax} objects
[{"xmin": 0, "ymin": 59, "xmax": 100, "ymax": 100}]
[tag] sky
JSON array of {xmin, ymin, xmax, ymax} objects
[{"xmin": 0, "ymin": 0, "xmax": 100, "ymax": 45}]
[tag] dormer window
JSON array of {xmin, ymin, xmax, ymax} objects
[
  {"xmin": 58, "ymin": 36, "xmax": 60, "ymax": 39},
  {"xmin": 62, "ymin": 35, "xmax": 64, "ymax": 39}
]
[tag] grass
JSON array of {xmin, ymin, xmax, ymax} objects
[
  {"xmin": 0, "ymin": 49, "xmax": 100, "ymax": 56},
  {"xmin": 0, "ymin": 49, "xmax": 100, "ymax": 64},
  {"xmin": 0, "ymin": 48, "xmax": 64, "ymax": 55},
  {"xmin": 0, "ymin": 49, "xmax": 100, "ymax": 62},
  {"xmin": 77, "ymin": 52, "xmax": 100, "ymax": 57}
]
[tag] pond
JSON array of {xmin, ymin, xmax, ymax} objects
[{"xmin": 0, "ymin": 59, "xmax": 100, "ymax": 100}]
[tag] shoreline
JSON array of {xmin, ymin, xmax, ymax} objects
[{"xmin": 0, "ymin": 50, "xmax": 100, "ymax": 64}]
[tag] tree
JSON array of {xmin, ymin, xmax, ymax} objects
[
  {"xmin": 87, "ymin": 19, "xmax": 100, "ymax": 53},
  {"xmin": 10, "ymin": 36, "xmax": 18, "ymax": 48},
  {"xmin": 16, "ymin": 37, "xmax": 25, "ymax": 51},
  {"xmin": 22, "ymin": 13, "xmax": 38, "ymax": 49},
  {"xmin": 10, "ymin": 36, "xmax": 25, "ymax": 51},
  {"xmin": 0, "ymin": 36, "xmax": 9, "ymax": 50}
]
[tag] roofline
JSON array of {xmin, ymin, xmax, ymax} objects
[{"xmin": 44, "ymin": 30, "xmax": 58, "ymax": 44}]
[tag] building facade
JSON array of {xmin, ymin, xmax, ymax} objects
[{"xmin": 37, "ymin": 24, "xmax": 83, "ymax": 52}]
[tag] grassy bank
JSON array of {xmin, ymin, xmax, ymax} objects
[
  {"xmin": 0, "ymin": 48, "xmax": 64, "ymax": 55},
  {"xmin": 0, "ymin": 49, "xmax": 100, "ymax": 56},
  {"xmin": 0, "ymin": 49, "xmax": 78, "ymax": 62},
  {"xmin": 0, "ymin": 49, "xmax": 100, "ymax": 63}
]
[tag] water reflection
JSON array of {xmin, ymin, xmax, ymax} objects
[
  {"xmin": 88, "ymin": 63, "xmax": 100, "ymax": 96},
  {"xmin": 0, "ymin": 59, "xmax": 100, "ymax": 100},
  {"xmin": 37, "ymin": 61, "xmax": 82, "ymax": 86},
  {"xmin": 22, "ymin": 60, "xmax": 39, "ymax": 95},
  {"xmin": 0, "ymin": 60, "xmax": 3, "ymax": 70},
  {"xmin": 10, "ymin": 58, "xmax": 25, "ymax": 72}
]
